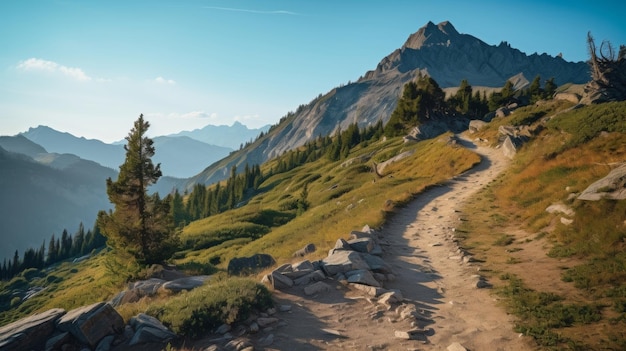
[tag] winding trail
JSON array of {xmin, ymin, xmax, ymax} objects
[{"xmin": 266, "ymin": 136, "xmax": 535, "ymax": 350}]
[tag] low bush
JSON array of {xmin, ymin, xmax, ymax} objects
[{"xmin": 147, "ymin": 278, "xmax": 272, "ymax": 337}]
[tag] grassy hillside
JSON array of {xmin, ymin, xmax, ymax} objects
[
  {"xmin": 3, "ymin": 100, "xmax": 624, "ymax": 350},
  {"xmin": 460, "ymin": 100, "xmax": 626, "ymax": 350},
  {"xmin": 0, "ymin": 131, "xmax": 479, "ymax": 328}
]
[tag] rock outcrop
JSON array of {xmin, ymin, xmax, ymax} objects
[
  {"xmin": 0, "ymin": 303, "xmax": 175, "ymax": 351},
  {"xmin": 578, "ymin": 163, "xmax": 626, "ymax": 200},
  {"xmin": 184, "ymin": 21, "xmax": 589, "ymax": 188}
]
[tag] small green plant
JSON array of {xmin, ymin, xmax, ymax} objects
[{"xmin": 147, "ymin": 278, "xmax": 272, "ymax": 338}]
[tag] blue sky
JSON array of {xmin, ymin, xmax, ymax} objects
[{"xmin": 0, "ymin": 0, "xmax": 624, "ymax": 142}]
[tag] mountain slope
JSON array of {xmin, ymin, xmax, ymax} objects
[
  {"xmin": 185, "ymin": 20, "xmax": 590, "ymax": 188},
  {"xmin": 0, "ymin": 144, "xmax": 115, "ymax": 260}
]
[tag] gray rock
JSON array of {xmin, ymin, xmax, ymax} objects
[
  {"xmin": 546, "ymin": 202, "xmax": 575, "ymax": 217},
  {"xmin": 227, "ymin": 254, "xmax": 275, "ymax": 275},
  {"xmin": 256, "ymin": 317, "xmax": 278, "ymax": 328},
  {"xmin": 95, "ymin": 334, "xmax": 115, "ymax": 351},
  {"xmin": 361, "ymin": 253, "xmax": 393, "ymax": 274},
  {"xmin": 349, "ymin": 230, "xmax": 373, "ymax": 240},
  {"xmin": 496, "ymin": 106, "xmax": 510, "ymax": 118},
  {"xmin": 347, "ymin": 237, "xmax": 375, "ymax": 253},
  {"xmin": 468, "ymin": 120, "xmax": 488, "ymax": 133},
  {"xmin": 161, "ymin": 275, "xmax": 211, "ymax": 293},
  {"xmin": 129, "ymin": 325, "xmax": 176, "ymax": 346},
  {"xmin": 225, "ymin": 337, "xmax": 253, "ymax": 351},
  {"xmin": 349, "ymin": 283, "xmax": 386, "ymax": 297},
  {"xmin": 269, "ymin": 270, "xmax": 294, "ymax": 290},
  {"xmin": 578, "ymin": 164, "xmax": 626, "ymax": 201},
  {"xmin": 292, "ymin": 260, "xmax": 315, "ymax": 272},
  {"xmin": 216, "ymin": 324, "xmax": 231, "ymax": 335},
  {"xmin": 293, "ymin": 270, "xmax": 326, "ymax": 286},
  {"xmin": 345, "ymin": 269, "xmax": 381, "ymax": 287},
  {"xmin": 129, "ymin": 278, "xmax": 167, "ymax": 295},
  {"xmin": 333, "ymin": 238, "xmax": 352, "ymax": 250},
  {"xmin": 378, "ymin": 290, "xmax": 403, "ymax": 305},
  {"xmin": 293, "ymin": 243, "xmax": 316, "ymax": 257},
  {"xmin": 304, "ymin": 281, "xmax": 331, "ymax": 296},
  {"xmin": 57, "ymin": 302, "xmax": 124, "ymax": 348},
  {"xmin": 45, "ymin": 331, "xmax": 71, "ymax": 351},
  {"xmin": 321, "ymin": 250, "xmax": 370, "ymax": 276},
  {"xmin": 0, "ymin": 308, "xmax": 66, "ymax": 351}
]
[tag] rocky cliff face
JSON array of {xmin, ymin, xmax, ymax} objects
[{"xmin": 185, "ymin": 21, "xmax": 590, "ymax": 188}]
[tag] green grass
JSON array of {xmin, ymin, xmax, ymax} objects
[
  {"xmin": 146, "ymin": 277, "xmax": 272, "ymax": 338},
  {"xmin": 457, "ymin": 100, "xmax": 626, "ymax": 350}
]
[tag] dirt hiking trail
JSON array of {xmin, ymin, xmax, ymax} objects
[{"xmin": 214, "ymin": 136, "xmax": 537, "ymax": 350}]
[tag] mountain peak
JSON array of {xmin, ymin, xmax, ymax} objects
[{"xmin": 403, "ymin": 20, "xmax": 459, "ymax": 50}]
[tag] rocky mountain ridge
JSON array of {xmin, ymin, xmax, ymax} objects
[{"xmin": 185, "ymin": 20, "xmax": 590, "ymax": 188}]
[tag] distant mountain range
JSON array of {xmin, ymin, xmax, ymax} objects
[
  {"xmin": 183, "ymin": 20, "xmax": 591, "ymax": 188},
  {"xmin": 167, "ymin": 121, "xmax": 271, "ymax": 150},
  {"xmin": 0, "ymin": 122, "xmax": 268, "ymax": 260}
]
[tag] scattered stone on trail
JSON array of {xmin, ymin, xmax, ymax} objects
[
  {"xmin": 256, "ymin": 317, "xmax": 278, "ymax": 328},
  {"xmin": 228, "ymin": 254, "xmax": 276, "ymax": 275},
  {"xmin": 347, "ymin": 237, "xmax": 376, "ymax": 253},
  {"xmin": 268, "ymin": 270, "xmax": 295, "ymax": 290},
  {"xmin": 56, "ymin": 302, "xmax": 124, "ymax": 348},
  {"xmin": 447, "ymin": 341, "xmax": 469, "ymax": 351},
  {"xmin": 304, "ymin": 281, "xmax": 331, "ymax": 296},
  {"xmin": 345, "ymin": 269, "xmax": 381, "ymax": 287},
  {"xmin": 321, "ymin": 250, "xmax": 370, "ymax": 276},
  {"xmin": 293, "ymin": 270, "xmax": 326, "ymax": 286},
  {"xmin": 349, "ymin": 283, "xmax": 386, "ymax": 297},
  {"xmin": 0, "ymin": 308, "xmax": 66, "ymax": 351}
]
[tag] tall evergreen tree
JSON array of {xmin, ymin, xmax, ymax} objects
[{"xmin": 97, "ymin": 115, "xmax": 179, "ymax": 265}]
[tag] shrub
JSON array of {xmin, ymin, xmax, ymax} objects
[{"xmin": 147, "ymin": 278, "xmax": 272, "ymax": 337}]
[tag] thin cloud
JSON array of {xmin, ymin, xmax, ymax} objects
[
  {"xmin": 17, "ymin": 58, "xmax": 92, "ymax": 81},
  {"xmin": 154, "ymin": 76, "xmax": 176, "ymax": 84},
  {"xmin": 203, "ymin": 6, "xmax": 298, "ymax": 16}
]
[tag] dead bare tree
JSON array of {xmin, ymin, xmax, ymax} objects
[{"xmin": 582, "ymin": 32, "xmax": 626, "ymax": 104}]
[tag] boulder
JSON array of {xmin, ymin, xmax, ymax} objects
[
  {"xmin": 320, "ymin": 250, "xmax": 370, "ymax": 276},
  {"xmin": 0, "ymin": 308, "xmax": 66, "ymax": 351},
  {"xmin": 501, "ymin": 135, "xmax": 524, "ymax": 159},
  {"xmin": 227, "ymin": 254, "xmax": 276, "ymax": 275},
  {"xmin": 128, "ymin": 314, "xmax": 176, "ymax": 346},
  {"xmin": 333, "ymin": 238, "xmax": 352, "ymax": 251},
  {"xmin": 545, "ymin": 202, "xmax": 575, "ymax": 217},
  {"xmin": 468, "ymin": 120, "xmax": 488, "ymax": 133},
  {"xmin": 578, "ymin": 164, "xmax": 626, "ymax": 201},
  {"xmin": 361, "ymin": 253, "xmax": 393, "ymax": 274},
  {"xmin": 56, "ymin": 302, "xmax": 124, "ymax": 348},
  {"xmin": 304, "ymin": 281, "xmax": 331, "ymax": 296},
  {"xmin": 554, "ymin": 92, "xmax": 581, "ymax": 104},
  {"xmin": 345, "ymin": 269, "xmax": 381, "ymax": 287},
  {"xmin": 293, "ymin": 243, "xmax": 316, "ymax": 257},
  {"xmin": 349, "ymin": 283, "xmax": 386, "ymax": 297},
  {"xmin": 161, "ymin": 275, "xmax": 211, "ymax": 293},
  {"xmin": 268, "ymin": 270, "xmax": 294, "ymax": 290},
  {"xmin": 293, "ymin": 270, "xmax": 326, "ymax": 286},
  {"xmin": 129, "ymin": 278, "xmax": 167, "ymax": 294},
  {"xmin": 347, "ymin": 237, "xmax": 375, "ymax": 253}
]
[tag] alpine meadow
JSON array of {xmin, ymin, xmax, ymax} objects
[{"xmin": 1, "ymin": 16, "xmax": 626, "ymax": 351}]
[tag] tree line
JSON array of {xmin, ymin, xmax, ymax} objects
[
  {"xmin": 385, "ymin": 74, "xmax": 559, "ymax": 136},
  {"xmin": 0, "ymin": 222, "xmax": 106, "ymax": 281}
]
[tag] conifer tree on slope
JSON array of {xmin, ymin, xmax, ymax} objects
[{"xmin": 98, "ymin": 114, "xmax": 178, "ymax": 265}]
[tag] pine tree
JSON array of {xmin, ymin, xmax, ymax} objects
[{"xmin": 97, "ymin": 115, "xmax": 179, "ymax": 265}]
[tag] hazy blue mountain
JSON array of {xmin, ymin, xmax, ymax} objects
[
  {"xmin": 21, "ymin": 125, "xmax": 124, "ymax": 170},
  {"xmin": 152, "ymin": 136, "xmax": 232, "ymax": 178},
  {"xmin": 167, "ymin": 121, "xmax": 270, "ymax": 149},
  {"xmin": 0, "ymin": 144, "xmax": 115, "ymax": 261},
  {"xmin": 184, "ymin": 20, "xmax": 591, "ymax": 188},
  {"xmin": 20, "ymin": 126, "xmax": 235, "ymax": 179}
]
